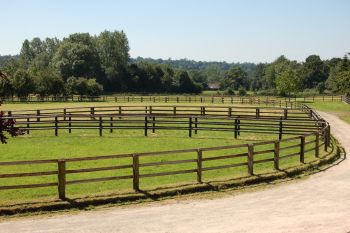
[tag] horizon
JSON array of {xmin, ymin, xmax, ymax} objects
[{"xmin": 1, "ymin": 0, "xmax": 350, "ymax": 63}]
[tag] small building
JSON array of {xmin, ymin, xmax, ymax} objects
[{"xmin": 208, "ymin": 83, "xmax": 220, "ymax": 90}]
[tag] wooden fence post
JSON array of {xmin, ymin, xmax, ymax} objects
[
  {"xmin": 237, "ymin": 117, "xmax": 241, "ymax": 136},
  {"xmin": 228, "ymin": 107, "xmax": 232, "ymax": 117},
  {"xmin": 110, "ymin": 116, "xmax": 113, "ymax": 133},
  {"xmin": 152, "ymin": 116, "xmax": 155, "ymax": 133},
  {"xmin": 118, "ymin": 106, "xmax": 122, "ymax": 118},
  {"xmin": 274, "ymin": 141, "xmax": 280, "ymax": 170},
  {"xmin": 300, "ymin": 135, "xmax": 305, "ymax": 163},
  {"xmin": 132, "ymin": 154, "xmax": 140, "ymax": 191},
  {"xmin": 144, "ymin": 117, "xmax": 148, "ymax": 136},
  {"xmin": 309, "ymin": 109, "xmax": 313, "ymax": 118},
  {"xmin": 197, "ymin": 149, "xmax": 202, "ymax": 183},
  {"xmin": 234, "ymin": 118, "xmax": 238, "ymax": 139},
  {"xmin": 256, "ymin": 108, "xmax": 260, "ymax": 118},
  {"xmin": 284, "ymin": 108, "xmax": 288, "ymax": 119},
  {"xmin": 248, "ymin": 144, "xmax": 254, "ymax": 175},
  {"xmin": 99, "ymin": 116, "xmax": 103, "ymax": 136},
  {"xmin": 315, "ymin": 132, "xmax": 319, "ymax": 158},
  {"xmin": 189, "ymin": 117, "xmax": 192, "ymax": 137},
  {"xmin": 90, "ymin": 107, "xmax": 95, "ymax": 116},
  {"xmin": 57, "ymin": 160, "xmax": 66, "ymax": 200},
  {"xmin": 68, "ymin": 113, "xmax": 72, "ymax": 133},
  {"xmin": 27, "ymin": 117, "xmax": 30, "ymax": 134},
  {"xmin": 173, "ymin": 106, "xmax": 176, "ymax": 115},
  {"xmin": 327, "ymin": 125, "xmax": 331, "ymax": 149},
  {"xmin": 194, "ymin": 117, "xmax": 198, "ymax": 134},
  {"xmin": 63, "ymin": 108, "xmax": 66, "ymax": 121},
  {"xmin": 55, "ymin": 116, "xmax": 58, "ymax": 136},
  {"xmin": 324, "ymin": 126, "xmax": 328, "ymax": 151},
  {"xmin": 279, "ymin": 117, "xmax": 283, "ymax": 140},
  {"xmin": 37, "ymin": 110, "xmax": 40, "ymax": 122}
]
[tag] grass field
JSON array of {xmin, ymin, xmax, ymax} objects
[
  {"xmin": 0, "ymin": 102, "xmax": 328, "ymax": 206},
  {"xmin": 309, "ymin": 101, "xmax": 350, "ymax": 124}
]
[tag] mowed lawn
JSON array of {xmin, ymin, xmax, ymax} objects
[
  {"xmin": 309, "ymin": 101, "xmax": 350, "ymax": 124},
  {"xmin": 0, "ymin": 102, "xmax": 327, "ymax": 205}
]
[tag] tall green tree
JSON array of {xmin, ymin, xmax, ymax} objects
[
  {"xmin": 11, "ymin": 69, "xmax": 35, "ymax": 98},
  {"xmin": 301, "ymin": 55, "xmax": 329, "ymax": 88},
  {"xmin": 34, "ymin": 67, "xmax": 64, "ymax": 96},
  {"xmin": 96, "ymin": 30, "xmax": 130, "ymax": 91},
  {"xmin": 52, "ymin": 33, "xmax": 101, "ymax": 80},
  {"xmin": 326, "ymin": 55, "xmax": 350, "ymax": 93},
  {"xmin": 177, "ymin": 70, "xmax": 200, "ymax": 93},
  {"xmin": 220, "ymin": 66, "xmax": 248, "ymax": 90},
  {"xmin": 275, "ymin": 68, "xmax": 302, "ymax": 96}
]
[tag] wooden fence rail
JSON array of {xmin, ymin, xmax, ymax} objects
[
  {"xmin": 342, "ymin": 95, "xmax": 350, "ymax": 105},
  {"xmin": 0, "ymin": 94, "xmax": 343, "ymax": 105},
  {"xmin": 0, "ymin": 132, "xmax": 326, "ymax": 200},
  {"xmin": 0, "ymin": 104, "xmax": 331, "ymax": 200},
  {"xmin": 5, "ymin": 104, "xmax": 310, "ymax": 120},
  {"xmin": 5, "ymin": 113, "xmax": 322, "ymax": 140}
]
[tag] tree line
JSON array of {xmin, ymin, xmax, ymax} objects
[
  {"xmin": 0, "ymin": 30, "xmax": 349, "ymax": 97},
  {"xmin": 133, "ymin": 54, "xmax": 350, "ymax": 96},
  {"xmin": 0, "ymin": 31, "xmax": 201, "ymax": 98}
]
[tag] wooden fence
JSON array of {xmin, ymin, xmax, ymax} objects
[
  {"xmin": 0, "ymin": 104, "xmax": 332, "ymax": 200},
  {"xmin": 0, "ymin": 132, "xmax": 326, "ymax": 200},
  {"xmin": 5, "ymin": 104, "xmax": 308, "ymax": 119},
  {"xmin": 342, "ymin": 95, "xmax": 350, "ymax": 105},
  {"xmin": 3, "ymin": 105, "xmax": 323, "ymax": 140},
  {"xmin": 0, "ymin": 94, "xmax": 343, "ymax": 105}
]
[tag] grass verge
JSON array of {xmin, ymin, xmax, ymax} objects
[{"xmin": 308, "ymin": 101, "xmax": 350, "ymax": 124}]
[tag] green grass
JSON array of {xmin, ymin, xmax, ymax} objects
[
  {"xmin": 0, "ymin": 102, "xmax": 327, "ymax": 206},
  {"xmin": 0, "ymin": 126, "xmax": 323, "ymax": 206},
  {"xmin": 308, "ymin": 101, "xmax": 350, "ymax": 124},
  {"xmin": 1, "ymin": 101, "xmax": 254, "ymax": 112}
]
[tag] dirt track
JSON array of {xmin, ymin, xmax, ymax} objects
[{"xmin": 1, "ymin": 111, "xmax": 350, "ymax": 233}]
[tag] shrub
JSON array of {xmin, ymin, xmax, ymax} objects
[
  {"xmin": 238, "ymin": 87, "xmax": 247, "ymax": 96},
  {"xmin": 225, "ymin": 87, "xmax": 235, "ymax": 95}
]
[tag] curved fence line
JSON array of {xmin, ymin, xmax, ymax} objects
[
  {"xmin": 5, "ymin": 104, "xmax": 308, "ymax": 117},
  {"xmin": 0, "ymin": 104, "xmax": 332, "ymax": 201},
  {"xmin": 342, "ymin": 95, "xmax": 350, "ymax": 105},
  {"xmin": 3, "ymin": 105, "xmax": 324, "ymax": 140}
]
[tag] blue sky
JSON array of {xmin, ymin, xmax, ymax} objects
[{"xmin": 1, "ymin": 0, "xmax": 349, "ymax": 63}]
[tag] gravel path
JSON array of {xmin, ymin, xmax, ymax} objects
[{"xmin": 1, "ymin": 111, "xmax": 350, "ymax": 233}]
